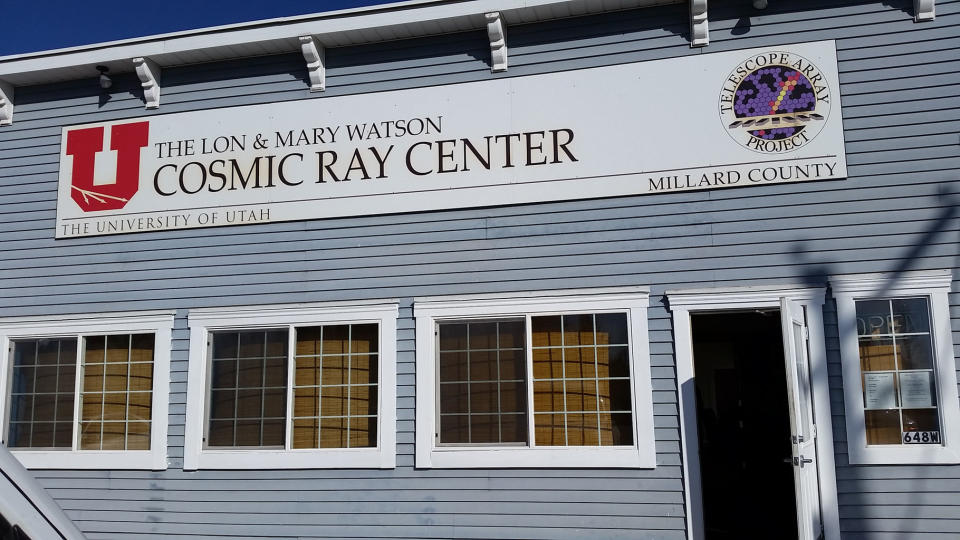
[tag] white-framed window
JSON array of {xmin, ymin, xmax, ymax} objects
[
  {"xmin": 414, "ymin": 288, "xmax": 655, "ymax": 468},
  {"xmin": 182, "ymin": 301, "xmax": 398, "ymax": 470},
  {"xmin": 0, "ymin": 311, "xmax": 173, "ymax": 470},
  {"xmin": 831, "ymin": 270, "xmax": 960, "ymax": 464}
]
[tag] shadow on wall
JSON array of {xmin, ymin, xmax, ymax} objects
[
  {"xmin": 96, "ymin": 72, "xmax": 143, "ymax": 108},
  {"xmin": 790, "ymin": 185, "xmax": 959, "ymax": 295},
  {"xmin": 508, "ymin": 2, "xmax": 690, "ymax": 49},
  {"xmin": 666, "ymin": 185, "xmax": 958, "ymax": 536},
  {"xmin": 722, "ymin": 0, "xmax": 918, "ymax": 37},
  {"xmin": 14, "ymin": 70, "xmax": 143, "ymax": 111},
  {"xmin": 791, "ymin": 184, "xmax": 959, "ymax": 536}
]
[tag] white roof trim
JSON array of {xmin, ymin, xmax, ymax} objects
[
  {"xmin": 0, "ymin": 446, "xmax": 86, "ymax": 539},
  {"xmin": 0, "ymin": 0, "xmax": 679, "ymax": 87}
]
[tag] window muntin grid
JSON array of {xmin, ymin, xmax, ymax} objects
[
  {"xmin": 6, "ymin": 334, "xmax": 155, "ymax": 452},
  {"xmin": 856, "ymin": 297, "xmax": 941, "ymax": 445},
  {"xmin": 204, "ymin": 323, "xmax": 380, "ymax": 451},
  {"xmin": 207, "ymin": 330, "xmax": 288, "ymax": 448},
  {"xmin": 79, "ymin": 334, "xmax": 155, "ymax": 451},
  {"xmin": 7, "ymin": 338, "xmax": 77, "ymax": 449},
  {"xmin": 292, "ymin": 324, "xmax": 379, "ymax": 449},
  {"xmin": 434, "ymin": 312, "xmax": 634, "ymax": 448},
  {"xmin": 531, "ymin": 313, "xmax": 633, "ymax": 446},
  {"xmin": 437, "ymin": 319, "xmax": 527, "ymax": 445}
]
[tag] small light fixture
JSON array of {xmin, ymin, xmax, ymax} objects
[
  {"xmin": 753, "ymin": 0, "xmax": 768, "ymax": 8},
  {"xmin": 96, "ymin": 65, "xmax": 112, "ymax": 89}
]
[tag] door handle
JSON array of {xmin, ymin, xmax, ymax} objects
[{"xmin": 799, "ymin": 455, "xmax": 813, "ymax": 468}]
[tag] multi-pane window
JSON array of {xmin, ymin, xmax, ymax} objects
[
  {"xmin": 436, "ymin": 312, "xmax": 634, "ymax": 447},
  {"xmin": 531, "ymin": 314, "xmax": 633, "ymax": 446},
  {"xmin": 205, "ymin": 323, "xmax": 379, "ymax": 450},
  {"xmin": 832, "ymin": 270, "xmax": 960, "ymax": 465},
  {"xmin": 293, "ymin": 324, "xmax": 378, "ymax": 449},
  {"xmin": 856, "ymin": 297, "xmax": 941, "ymax": 446},
  {"xmin": 208, "ymin": 330, "xmax": 287, "ymax": 447},
  {"xmin": 6, "ymin": 334, "xmax": 155, "ymax": 451},
  {"xmin": 7, "ymin": 338, "xmax": 76, "ymax": 449},
  {"xmin": 438, "ymin": 319, "xmax": 526, "ymax": 444}
]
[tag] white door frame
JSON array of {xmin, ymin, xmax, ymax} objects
[{"xmin": 666, "ymin": 285, "xmax": 840, "ymax": 540}]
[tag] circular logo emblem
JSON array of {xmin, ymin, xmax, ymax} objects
[{"xmin": 719, "ymin": 52, "xmax": 831, "ymax": 154}]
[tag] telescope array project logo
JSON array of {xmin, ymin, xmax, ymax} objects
[{"xmin": 719, "ymin": 51, "xmax": 831, "ymax": 154}]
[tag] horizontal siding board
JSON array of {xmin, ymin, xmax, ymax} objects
[
  {"xmin": 73, "ymin": 524, "xmax": 687, "ymax": 539},
  {"xmin": 836, "ymin": 466, "xmax": 960, "ymax": 480},
  {"xmin": 834, "ymin": 479, "xmax": 960, "ymax": 493},
  {"xmin": 846, "ymin": 133, "xmax": 960, "ymax": 154},
  {"xmin": 838, "ymin": 519, "xmax": 960, "ymax": 533},
  {"xmin": 67, "ymin": 512, "xmax": 687, "ymax": 529},
  {"xmin": 2, "ymin": 242, "xmax": 957, "ymax": 300},
  {"xmin": 3, "ymin": 221, "xmax": 953, "ymax": 284},
  {"xmin": 41, "ymin": 466, "xmax": 687, "ymax": 481},
  {"xmin": 2, "ymin": 231, "xmax": 956, "ymax": 290},
  {"xmin": 839, "ymin": 47, "xmax": 960, "ymax": 70},
  {"xmin": 53, "ymin": 500, "xmax": 686, "ymax": 516},
  {"xmin": 838, "ymin": 58, "xmax": 959, "ymax": 84},
  {"xmin": 839, "ymin": 535, "xmax": 960, "ymax": 540},
  {"xmin": 842, "ymin": 86, "xmax": 960, "ymax": 109},
  {"xmin": 34, "ymin": 477, "xmax": 684, "ymax": 491},
  {"xmin": 41, "ymin": 487, "xmax": 687, "ymax": 504},
  {"xmin": 840, "ymin": 71, "xmax": 960, "ymax": 95},
  {"xmin": 838, "ymin": 32, "xmax": 960, "ymax": 59},
  {"xmin": 843, "ymin": 97, "xmax": 960, "ymax": 122},
  {"xmin": 3, "ymin": 180, "xmax": 955, "ymax": 253},
  {"xmin": 839, "ymin": 506, "xmax": 960, "ymax": 520},
  {"xmin": 838, "ymin": 492, "xmax": 960, "ymax": 506}
]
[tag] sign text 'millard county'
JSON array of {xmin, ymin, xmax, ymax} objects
[{"xmin": 56, "ymin": 40, "xmax": 847, "ymax": 238}]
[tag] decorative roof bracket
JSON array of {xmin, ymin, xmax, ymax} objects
[
  {"xmin": 915, "ymin": 0, "xmax": 935, "ymax": 21},
  {"xmin": 133, "ymin": 57, "xmax": 162, "ymax": 109},
  {"xmin": 690, "ymin": 0, "xmax": 709, "ymax": 47},
  {"xmin": 299, "ymin": 36, "xmax": 326, "ymax": 92},
  {"xmin": 0, "ymin": 80, "xmax": 13, "ymax": 126},
  {"xmin": 486, "ymin": 12, "xmax": 508, "ymax": 72}
]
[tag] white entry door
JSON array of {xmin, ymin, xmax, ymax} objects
[{"xmin": 780, "ymin": 298, "xmax": 823, "ymax": 540}]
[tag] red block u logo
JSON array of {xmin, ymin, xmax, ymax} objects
[{"xmin": 66, "ymin": 122, "xmax": 150, "ymax": 212}]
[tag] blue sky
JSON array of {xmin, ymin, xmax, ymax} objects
[{"xmin": 0, "ymin": 0, "xmax": 401, "ymax": 56}]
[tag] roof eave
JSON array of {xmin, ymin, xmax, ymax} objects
[{"xmin": 0, "ymin": 0, "xmax": 680, "ymax": 87}]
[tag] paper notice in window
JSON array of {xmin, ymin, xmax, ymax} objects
[
  {"xmin": 899, "ymin": 371, "xmax": 934, "ymax": 408},
  {"xmin": 864, "ymin": 372, "xmax": 896, "ymax": 409}
]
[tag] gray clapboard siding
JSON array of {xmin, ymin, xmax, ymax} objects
[
  {"xmin": 5, "ymin": 246, "xmax": 960, "ymax": 302},
  {"xmin": 2, "ymin": 184, "xmax": 955, "ymax": 258},
  {"xmin": 41, "ymin": 489, "xmax": 685, "ymax": 504},
  {"xmin": 3, "ymin": 233, "xmax": 957, "ymax": 292},
  {"xmin": 0, "ymin": 0, "xmax": 958, "ymax": 538}
]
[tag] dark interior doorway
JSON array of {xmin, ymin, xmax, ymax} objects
[{"xmin": 691, "ymin": 311, "xmax": 798, "ymax": 540}]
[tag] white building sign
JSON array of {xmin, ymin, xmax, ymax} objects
[{"xmin": 55, "ymin": 40, "xmax": 846, "ymax": 237}]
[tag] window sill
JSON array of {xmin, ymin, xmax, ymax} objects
[
  {"xmin": 847, "ymin": 444, "xmax": 960, "ymax": 465},
  {"xmin": 190, "ymin": 448, "xmax": 395, "ymax": 470},
  {"xmin": 11, "ymin": 450, "xmax": 167, "ymax": 470},
  {"xmin": 420, "ymin": 445, "xmax": 655, "ymax": 469}
]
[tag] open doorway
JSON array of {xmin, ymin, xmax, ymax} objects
[{"xmin": 691, "ymin": 310, "xmax": 798, "ymax": 539}]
